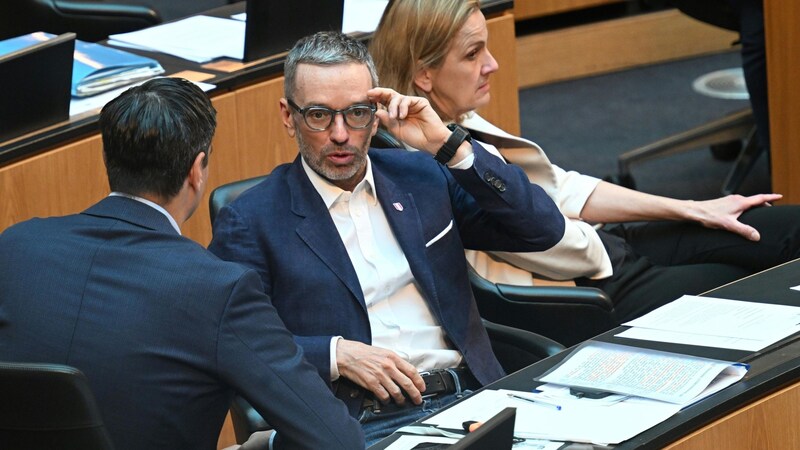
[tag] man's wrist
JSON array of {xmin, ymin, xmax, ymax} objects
[{"xmin": 434, "ymin": 124, "xmax": 472, "ymax": 164}]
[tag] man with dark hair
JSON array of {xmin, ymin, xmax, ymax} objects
[
  {"xmin": 209, "ymin": 32, "xmax": 564, "ymax": 444},
  {"xmin": 0, "ymin": 77, "xmax": 364, "ymax": 450}
]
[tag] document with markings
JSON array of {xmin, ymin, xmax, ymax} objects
[{"xmin": 537, "ymin": 341, "xmax": 747, "ymax": 405}]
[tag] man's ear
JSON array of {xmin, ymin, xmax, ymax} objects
[
  {"xmin": 414, "ymin": 65, "xmax": 433, "ymax": 93},
  {"xmin": 279, "ymin": 98, "xmax": 296, "ymax": 138},
  {"xmin": 187, "ymin": 152, "xmax": 206, "ymax": 193}
]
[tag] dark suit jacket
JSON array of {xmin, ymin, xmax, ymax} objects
[
  {"xmin": 0, "ymin": 196, "xmax": 364, "ymax": 450},
  {"xmin": 209, "ymin": 144, "xmax": 565, "ymax": 416}
]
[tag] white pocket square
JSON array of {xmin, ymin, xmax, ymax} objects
[{"xmin": 425, "ymin": 220, "xmax": 453, "ymax": 248}]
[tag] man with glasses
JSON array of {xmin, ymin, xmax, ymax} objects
[{"xmin": 209, "ymin": 31, "xmax": 564, "ymax": 444}]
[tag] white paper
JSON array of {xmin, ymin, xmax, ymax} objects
[
  {"xmin": 342, "ymin": 0, "xmax": 389, "ymax": 34},
  {"xmin": 423, "ymin": 388, "xmax": 680, "ymax": 445},
  {"xmin": 231, "ymin": 13, "xmax": 246, "ymax": 22},
  {"xmin": 616, "ymin": 326, "xmax": 797, "ymax": 351},
  {"xmin": 622, "ymin": 295, "xmax": 800, "ymax": 348},
  {"xmin": 538, "ymin": 341, "xmax": 746, "ymax": 405},
  {"xmin": 108, "ymin": 16, "xmax": 245, "ymax": 63},
  {"xmin": 384, "ymin": 435, "xmax": 457, "ymax": 450},
  {"xmin": 70, "ymin": 79, "xmax": 215, "ymax": 117}
]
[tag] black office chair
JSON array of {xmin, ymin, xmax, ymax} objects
[
  {"xmin": 0, "ymin": 1, "xmax": 161, "ymax": 42},
  {"xmin": 607, "ymin": 0, "xmax": 761, "ymax": 196},
  {"xmin": 0, "ymin": 361, "xmax": 115, "ymax": 450},
  {"xmin": 469, "ymin": 266, "xmax": 615, "ymax": 348}
]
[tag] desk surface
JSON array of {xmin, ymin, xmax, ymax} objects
[
  {"xmin": 0, "ymin": 0, "xmax": 513, "ymax": 167},
  {"xmin": 372, "ymin": 258, "xmax": 800, "ymax": 449}
]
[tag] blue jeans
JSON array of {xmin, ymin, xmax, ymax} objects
[{"xmin": 359, "ymin": 390, "xmax": 473, "ymax": 447}]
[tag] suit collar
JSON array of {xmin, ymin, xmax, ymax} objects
[
  {"xmin": 82, "ymin": 196, "xmax": 180, "ymax": 235},
  {"xmin": 300, "ymin": 155, "xmax": 378, "ymax": 209},
  {"xmin": 287, "ymin": 158, "xmax": 367, "ymax": 308},
  {"xmin": 461, "ymin": 112, "xmax": 537, "ymax": 149},
  {"xmin": 286, "ymin": 154, "xmax": 440, "ymax": 313}
]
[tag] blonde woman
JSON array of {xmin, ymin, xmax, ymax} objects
[{"xmin": 371, "ymin": 0, "xmax": 800, "ymax": 324}]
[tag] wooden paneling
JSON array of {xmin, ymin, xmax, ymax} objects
[
  {"xmin": 664, "ymin": 381, "xmax": 800, "ymax": 450},
  {"xmin": 182, "ymin": 91, "xmax": 239, "ymax": 245},
  {"xmin": 0, "ymin": 135, "xmax": 107, "ymax": 232},
  {"xmin": 234, "ymin": 77, "xmax": 298, "ymax": 174},
  {"xmin": 480, "ymin": 12, "xmax": 521, "ymax": 135},
  {"xmin": 517, "ymin": 9, "xmax": 738, "ymax": 88},
  {"xmin": 514, "ymin": 0, "xmax": 623, "ymax": 20},
  {"xmin": 764, "ymin": 0, "xmax": 800, "ymax": 204},
  {"xmin": 217, "ymin": 412, "xmax": 237, "ymax": 449}
]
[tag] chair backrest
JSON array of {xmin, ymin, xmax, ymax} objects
[
  {"xmin": 371, "ymin": 127, "xmax": 404, "ymax": 149},
  {"xmin": 0, "ymin": 361, "xmax": 115, "ymax": 450},
  {"xmin": 0, "ymin": 0, "xmax": 160, "ymax": 41},
  {"xmin": 209, "ymin": 175, "xmax": 267, "ymax": 226},
  {"xmin": 468, "ymin": 266, "xmax": 616, "ymax": 347}
]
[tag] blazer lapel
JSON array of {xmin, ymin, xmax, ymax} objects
[
  {"xmin": 286, "ymin": 160, "xmax": 367, "ymax": 311},
  {"xmin": 372, "ymin": 166, "xmax": 441, "ymax": 314}
]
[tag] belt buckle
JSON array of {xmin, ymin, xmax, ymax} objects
[{"xmin": 420, "ymin": 369, "xmax": 450, "ymax": 398}]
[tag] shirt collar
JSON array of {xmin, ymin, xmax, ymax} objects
[
  {"xmin": 301, "ymin": 156, "xmax": 378, "ymax": 209},
  {"xmin": 108, "ymin": 192, "xmax": 181, "ymax": 235}
]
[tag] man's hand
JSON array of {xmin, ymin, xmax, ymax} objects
[
  {"xmin": 336, "ymin": 339, "xmax": 426, "ymax": 405},
  {"xmin": 367, "ymin": 87, "xmax": 450, "ymax": 155},
  {"xmin": 689, "ymin": 193, "xmax": 781, "ymax": 241}
]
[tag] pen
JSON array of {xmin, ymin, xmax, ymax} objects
[{"xmin": 506, "ymin": 393, "xmax": 562, "ymax": 411}]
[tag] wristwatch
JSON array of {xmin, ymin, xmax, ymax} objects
[{"xmin": 434, "ymin": 123, "xmax": 472, "ymax": 164}]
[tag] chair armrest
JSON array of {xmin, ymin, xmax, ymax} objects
[
  {"xmin": 482, "ymin": 319, "xmax": 565, "ymax": 374},
  {"xmin": 229, "ymin": 396, "xmax": 271, "ymax": 445},
  {"xmin": 482, "ymin": 319, "xmax": 565, "ymax": 359},
  {"xmin": 469, "ymin": 267, "xmax": 617, "ymax": 348},
  {"xmin": 497, "ymin": 284, "xmax": 614, "ymax": 311}
]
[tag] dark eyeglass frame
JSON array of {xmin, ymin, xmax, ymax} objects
[{"xmin": 287, "ymin": 99, "xmax": 377, "ymax": 131}]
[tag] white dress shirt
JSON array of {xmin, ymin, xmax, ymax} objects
[
  {"xmin": 109, "ymin": 192, "xmax": 181, "ymax": 234},
  {"xmin": 301, "ymin": 157, "xmax": 463, "ymax": 380}
]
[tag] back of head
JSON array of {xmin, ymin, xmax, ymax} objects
[
  {"xmin": 370, "ymin": 0, "xmax": 480, "ymax": 98},
  {"xmin": 100, "ymin": 77, "xmax": 216, "ymax": 200},
  {"xmin": 283, "ymin": 30, "xmax": 379, "ymax": 99}
]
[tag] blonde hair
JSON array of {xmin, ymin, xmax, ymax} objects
[{"xmin": 370, "ymin": 0, "xmax": 480, "ymax": 102}]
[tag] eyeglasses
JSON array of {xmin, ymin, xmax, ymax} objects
[{"xmin": 287, "ymin": 99, "xmax": 377, "ymax": 131}]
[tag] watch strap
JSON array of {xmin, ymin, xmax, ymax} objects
[{"xmin": 434, "ymin": 124, "xmax": 471, "ymax": 164}]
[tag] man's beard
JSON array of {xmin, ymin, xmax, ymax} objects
[{"xmin": 296, "ymin": 129, "xmax": 369, "ymax": 186}]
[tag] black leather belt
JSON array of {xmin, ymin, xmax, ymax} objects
[{"xmin": 361, "ymin": 368, "xmax": 480, "ymax": 413}]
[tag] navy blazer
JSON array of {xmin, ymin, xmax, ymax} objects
[
  {"xmin": 209, "ymin": 143, "xmax": 565, "ymax": 416},
  {"xmin": 0, "ymin": 196, "xmax": 364, "ymax": 450}
]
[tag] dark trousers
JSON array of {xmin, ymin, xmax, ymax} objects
[{"xmin": 577, "ymin": 205, "xmax": 800, "ymax": 322}]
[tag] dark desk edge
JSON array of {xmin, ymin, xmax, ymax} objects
[{"xmin": 0, "ymin": 0, "xmax": 513, "ymax": 166}]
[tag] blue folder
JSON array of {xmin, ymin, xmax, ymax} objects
[{"xmin": 0, "ymin": 32, "xmax": 164, "ymax": 97}]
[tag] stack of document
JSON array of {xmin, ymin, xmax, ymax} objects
[
  {"xmin": 0, "ymin": 32, "xmax": 164, "ymax": 97},
  {"xmin": 536, "ymin": 341, "xmax": 748, "ymax": 406},
  {"xmin": 108, "ymin": 16, "xmax": 245, "ymax": 63},
  {"xmin": 618, "ymin": 295, "xmax": 800, "ymax": 351},
  {"xmin": 422, "ymin": 342, "xmax": 748, "ymax": 445}
]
